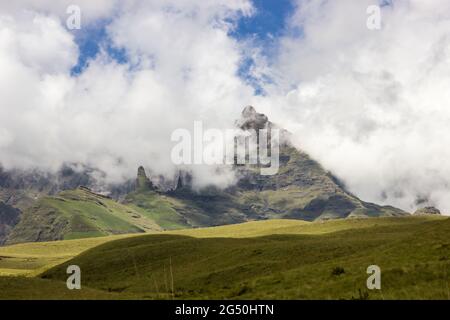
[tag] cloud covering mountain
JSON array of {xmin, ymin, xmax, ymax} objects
[{"xmin": 1, "ymin": 0, "xmax": 450, "ymax": 213}]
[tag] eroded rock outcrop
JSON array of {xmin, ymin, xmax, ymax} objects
[{"xmin": 414, "ymin": 206, "xmax": 441, "ymax": 216}]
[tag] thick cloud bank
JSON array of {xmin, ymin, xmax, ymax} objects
[
  {"xmin": 256, "ymin": 0, "xmax": 450, "ymax": 213},
  {"xmin": 0, "ymin": 0, "xmax": 254, "ymax": 188},
  {"xmin": 1, "ymin": 0, "xmax": 450, "ymax": 213}
]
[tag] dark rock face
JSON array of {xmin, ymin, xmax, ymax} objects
[
  {"xmin": 0, "ymin": 164, "xmax": 97, "ymax": 210},
  {"xmin": 107, "ymin": 180, "xmax": 135, "ymax": 201},
  {"xmin": 0, "ymin": 164, "xmax": 93, "ymax": 193},
  {"xmin": 172, "ymin": 172, "xmax": 193, "ymax": 192},
  {"xmin": 136, "ymin": 166, "xmax": 155, "ymax": 191},
  {"xmin": 0, "ymin": 202, "xmax": 21, "ymax": 244},
  {"xmin": 0, "ymin": 163, "xmax": 133, "ymax": 204},
  {"xmin": 414, "ymin": 206, "xmax": 441, "ymax": 215},
  {"xmin": 237, "ymin": 106, "xmax": 270, "ymax": 131}
]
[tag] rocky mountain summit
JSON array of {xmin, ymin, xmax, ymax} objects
[
  {"xmin": 237, "ymin": 105, "xmax": 270, "ymax": 131},
  {"xmin": 414, "ymin": 206, "xmax": 441, "ymax": 216},
  {"xmin": 165, "ymin": 106, "xmax": 407, "ymax": 224},
  {"xmin": 136, "ymin": 166, "xmax": 156, "ymax": 191}
]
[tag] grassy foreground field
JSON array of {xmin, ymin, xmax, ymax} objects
[
  {"xmin": 0, "ymin": 216, "xmax": 449, "ymax": 299},
  {"xmin": 0, "ymin": 234, "xmax": 142, "ymax": 276}
]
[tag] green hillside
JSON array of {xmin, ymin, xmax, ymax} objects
[
  {"xmin": 41, "ymin": 216, "xmax": 449, "ymax": 300},
  {"xmin": 123, "ymin": 190, "xmax": 193, "ymax": 229},
  {"xmin": 123, "ymin": 167, "xmax": 220, "ymax": 229},
  {"xmin": 6, "ymin": 187, "xmax": 162, "ymax": 244},
  {"xmin": 0, "ymin": 277, "xmax": 126, "ymax": 300},
  {"xmin": 0, "ymin": 216, "xmax": 447, "ymax": 300}
]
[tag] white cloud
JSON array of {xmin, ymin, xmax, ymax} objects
[
  {"xmin": 255, "ymin": 0, "xmax": 450, "ymax": 213},
  {"xmin": 0, "ymin": 0, "xmax": 254, "ymax": 187},
  {"xmin": 0, "ymin": 12, "xmax": 77, "ymax": 171},
  {"xmin": 2, "ymin": 0, "xmax": 450, "ymax": 214},
  {"xmin": 0, "ymin": 0, "xmax": 118, "ymax": 23}
]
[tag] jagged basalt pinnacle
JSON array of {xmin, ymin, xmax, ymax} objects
[
  {"xmin": 172, "ymin": 171, "xmax": 193, "ymax": 192},
  {"xmin": 136, "ymin": 166, "xmax": 154, "ymax": 191}
]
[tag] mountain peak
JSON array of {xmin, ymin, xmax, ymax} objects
[
  {"xmin": 237, "ymin": 105, "xmax": 269, "ymax": 131},
  {"xmin": 136, "ymin": 166, "xmax": 155, "ymax": 191},
  {"xmin": 137, "ymin": 166, "xmax": 146, "ymax": 177},
  {"xmin": 242, "ymin": 105, "xmax": 257, "ymax": 117}
]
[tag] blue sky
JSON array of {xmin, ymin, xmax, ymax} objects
[
  {"xmin": 232, "ymin": 0, "xmax": 295, "ymax": 94},
  {"xmin": 71, "ymin": 0, "xmax": 294, "ymax": 83},
  {"xmin": 231, "ymin": 0, "xmax": 294, "ymax": 41},
  {"xmin": 71, "ymin": 19, "xmax": 127, "ymax": 75}
]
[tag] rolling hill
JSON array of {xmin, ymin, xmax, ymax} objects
[
  {"xmin": 0, "ymin": 216, "xmax": 448, "ymax": 299},
  {"xmin": 5, "ymin": 187, "xmax": 162, "ymax": 244}
]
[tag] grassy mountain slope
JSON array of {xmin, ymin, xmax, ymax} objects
[
  {"xmin": 117, "ymin": 107, "xmax": 408, "ymax": 232},
  {"xmin": 165, "ymin": 144, "xmax": 407, "ymax": 227},
  {"xmin": 0, "ymin": 216, "xmax": 446, "ymax": 300},
  {"xmin": 232, "ymin": 145, "xmax": 406, "ymax": 221},
  {"xmin": 6, "ymin": 187, "xmax": 162, "ymax": 244},
  {"xmin": 122, "ymin": 167, "xmax": 214, "ymax": 229},
  {"xmin": 123, "ymin": 190, "xmax": 193, "ymax": 229},
  {"xmin": 0, "ymin": 202, "xmax": 20, "ymax": 245},
  {"xmin": 3, "ymin": 145, "xmax": 409, "ymax": 245}
]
